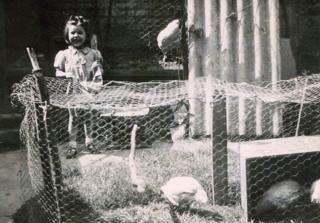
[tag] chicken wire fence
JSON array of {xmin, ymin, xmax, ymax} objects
[{"xmin": 11, "ymin": 73, "xmax": 320, "ymax": 223}]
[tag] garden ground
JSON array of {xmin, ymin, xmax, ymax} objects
[{"xmin": 0, "ymin": 148, "xmax": 24, "ymax": 223}]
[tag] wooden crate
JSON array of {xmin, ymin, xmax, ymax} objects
[{"xmin": 229, "ymin": 136, "xmax": 320, "ymax": 222}]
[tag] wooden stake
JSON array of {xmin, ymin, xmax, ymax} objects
[
  {"xmin": 187, "ymin": 0, "xmax": 205, "ymax": 137},
  {"xmin": 26, "ymin": 48, "xmax": 49, "ymax": 103},
  {"xmin": 253, "ymin": 0, "xmax": 271, "ymax": 136},
  {"xmin": 26, "ymin": 47, "xmax": 64, "ymax": 221},
  {"xmin": 269, "ymin": 0, "xmax": 282, "ymax": 136},
  {"xmin": 180, "ymin": 0, "xmax": 189, "ymax": 79},
  {"xmin": 220, "ymin": 0, "xmax": 236, "ymax": 135},
  {"xmin": 26, "ymin": 47, "xmax": 41, "ymax": 72},
  {"xmin": 237, "ymin": 0, "xmax": 254, "ymax": 136},
  {"xmin": 0, "ymin": 0, "xmax": 6, "ymax": 75},
  {"xmin": 203, "ymin": 0, "xmax": 220, "ymax": 136},
  {"xmin": 212, "ymin": 94, "xmax": 228, "ymax": 205},
  {"xmin": 91, "ymin": 34, "xmax": 98, "ymax": 50}
]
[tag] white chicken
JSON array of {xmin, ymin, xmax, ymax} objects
[
  {"xmin": 311, "ymin": 179, "xmax": 320, "ymax": 203},
  {"xmin": 161, "ymin": 176, "xmax": 223, "ymax": 221},
  {"xmin": 128, "ymin": 125, "xmax": 222, "ymax": 221},
  {"xmin": 157, "ymin": 19, "xmax": 181, "ymax": 62},
  {"xmin": 160, "ymin": 176, "xmax": 208, "ymax": 209}
]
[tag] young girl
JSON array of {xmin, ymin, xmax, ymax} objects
[{"xmin": 54, "ymin": 15, "xmax": 103, "ymax": 158}]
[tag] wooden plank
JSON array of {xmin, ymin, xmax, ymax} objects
[
  {"xmin": 228, "ymin": 136, "xmax": 320, "ymax": 159},
  {"xmin": 100, "ymin": 108, "xmax": 150, "ymax": 117},
  {"xmin": 240, "ymin": 152, "xmax": 249, "ymax": 222}
]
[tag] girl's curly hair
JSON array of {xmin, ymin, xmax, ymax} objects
[{"xmin": 63, "ymin": 15, "xmax": 92, "ymax": 47}]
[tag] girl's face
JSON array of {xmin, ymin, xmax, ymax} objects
[{"xmin": 68, "ymin": 24, "xmax": 86, "ymax": 48}]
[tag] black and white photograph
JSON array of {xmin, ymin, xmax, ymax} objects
[{"xmin": 1, "ymin": 0, "xmax": 320, "ymax": 222}]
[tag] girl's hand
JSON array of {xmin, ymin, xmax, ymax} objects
[
  {"xmin": 56, "ymin": 70, "xmax": 73, "ymax": 78},
  {"xmin": 91, "ymin": 61, "xmax": 103, "ymax": 70},
  {"xmin": 64, "ymin": 72, "xmax": 74, "ymax": 78}
]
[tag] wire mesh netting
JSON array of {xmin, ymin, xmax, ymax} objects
[
  {"xmin": 75, "ymin": 0, "xmax": 187, "ymax": 74},
  {"xmin": 100, "ymin": 0, "xmax": 187, "ymax": 72},
  {"xmin": 10, "ymin": 73, "xmax": 320, "ymax": 223}
]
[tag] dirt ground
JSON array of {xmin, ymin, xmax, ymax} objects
[{"xmin": 0, "ymin": 148, "xmax": 25, "ymax": 223}]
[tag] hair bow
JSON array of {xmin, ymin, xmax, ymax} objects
[{"xmin": 67, "ymin": 15, "xmax": 88, "ymax": 26}]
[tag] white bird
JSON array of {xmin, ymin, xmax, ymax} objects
[
  {"xmin": 311, "ymin": 178, "xmax": 320, "ymax": 203},
  {"xmin": 160, "ymin": 176, "xmax": 223, "ymax": 222},
  {"xmin": 160, "ymin": 176, "xmax": 208, "ymax": 209},
  {"xmin": 157, "ymin": 19, "xmax": 181, "ymax": 62},
  {"xmin": 129, "ymin": 124, "xmax": 146, "ymax": 193},
  {"xmin": 127, "ymin": 126, "xmax": 222, "ymax": 221}
]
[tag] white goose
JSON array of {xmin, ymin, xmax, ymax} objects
[{"xmin": 129, "ymin": 124, "xmax": 146, "ymax": 193}]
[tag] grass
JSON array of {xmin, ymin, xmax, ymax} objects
[
  {"xmin": 15, "ymin": 139, "xmax": 310, "ymax": 223},
  {"xmin": 61, "ymin": 139, "xmax": 243, "ymax": 222}
]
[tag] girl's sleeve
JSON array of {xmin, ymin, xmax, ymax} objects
[{"xmin": 53, "ymin": 50, "xmax": 66, "ymax": 72}]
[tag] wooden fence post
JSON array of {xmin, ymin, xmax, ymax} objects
[
  {"xmin": 204, "ymin": 0, "xmax": 220, "ymax": 136},
  {"xmin": 181, "ymin": 0, "xmax": 189, "ymax": 79},
  {"xmin": 253, "ymin": 0, "xmax": 265, "ymax": 136},
  {"xmin": 220, "ymin": 0, "xmax": 237, "ymax": 136},
  {"xmin": 269, "ymin": 0, "xmax": 282, "ymax": 136},
  {"xmin": 0, "ymin": 0, "xmax": 6, "ymax": 77},
  {"xmin": 27, "ymin": 48, "xmax": 64, "ymax": 223},
  {"xmin": 212, "ymin": 94, "xmax": 228, "ymax": 205},
  {"xmin": 237, "ymin": 0, "xmax": 254, "ymax": 136},
  {"xmin": 187, "ymin": 0, "xmax": 205, "ymax": 137}
]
